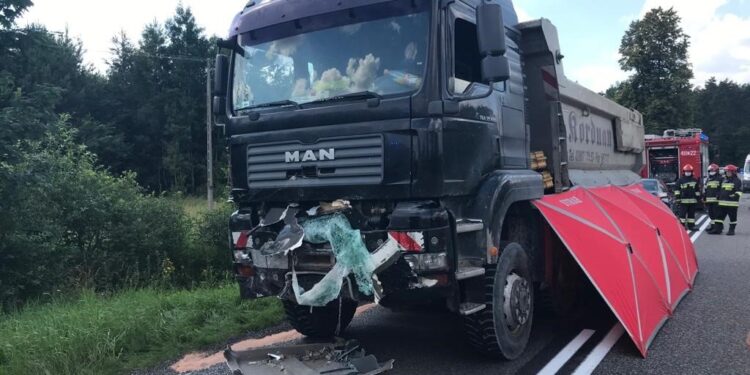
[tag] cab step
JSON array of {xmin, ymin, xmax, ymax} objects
[
  {"xmin": 456, "ymin": 266, "xmax": 485, "ymax": 280},
  {"xmin": 459, "ymin": 302, "xmax": 487, "ymax": 316},
  {"xmin": 456, "ymin": 219, "xmax": 484, "ymax": 234}
]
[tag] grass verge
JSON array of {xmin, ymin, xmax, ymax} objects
[
  {"xmin": 176, "ymin": 195, "xmax": 212, "ymax": 219},
  {"xmin": 0, "ymin": 284, "xmax": 283, "ymax": 375}
]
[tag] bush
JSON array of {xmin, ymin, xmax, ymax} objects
[
  {"xmin": 178, "ymin": 203, "xmax": 234, "ymax": 286},
  {"xmin": 0, "ymin": 120, "xmax": 238, "ymax": 310},
  {"xmin": 0, "ymin": 123, "xmax": 193, "ymax": 309},
  {"xmin": 0, "ymin": 284, "xmax": 283, "ymax": 375}
]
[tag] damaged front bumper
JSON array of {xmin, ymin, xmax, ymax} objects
[{"xmin": 231, "ymin": 201, "xmax": 454, "ymax": 307}]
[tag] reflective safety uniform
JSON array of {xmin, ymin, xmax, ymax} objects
[
  {"xmin": 675, "ymin": 175, "xmax": 700, "ymax": 229},
  {"xmin": 704, "ymin": 174, "xmax": 722, "ymax": 227},
  {"xmin": 714, "ymin": 175, "xmax": 742, "ymax": 234}
]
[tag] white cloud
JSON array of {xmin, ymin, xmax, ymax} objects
[
  {"xmin": 515, "ymin": 4, "xmax": 532, "ymax": 22},
  {"xmin": 19, "ymin": 0, "xmax": 241, "ymax": 72},
  {"xmin": 640, "ymin": 0, "xmax": 750, "ymax": 86},
  {"xmin": 568, "ymin": 57, "xmax": 630, "ymax": 93},
  {"xmin": 21, "ymin": 0, "xmax": 748, "ymax": 87},
  {"xmin": 618, "ymin": 13, "xmax": 639, "ymax": 26}
]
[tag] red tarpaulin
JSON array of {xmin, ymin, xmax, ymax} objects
[{"xmin": 534, "ymin": 184, "xmax": 699, "ymax": 357}]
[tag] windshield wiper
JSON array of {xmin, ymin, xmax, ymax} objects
[
  {"xmin": 236, "ymin": 99, "xmax": 300, "ymax": 112},
  {"xmin": 302, "ymin": 91, "xmax": 382, "ymax": 107}
]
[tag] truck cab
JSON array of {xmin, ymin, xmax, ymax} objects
[{"xmin": 213, "ymin": 0, "xmax": 644, "ymax": 360}]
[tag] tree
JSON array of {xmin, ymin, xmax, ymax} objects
[
  {"xmin": 102, "ymin": 6, "xmax": 216, "ymax": 194},
  {"xmin": 162, "ymin": 5, "xmax": 212, "ymax": 193},
  {"xmin": 0, "ymin": 0, "xmax": 32, "ymax": 29},
  {"xmin": 4, "ymin": 2, "xmax": 224, "ymax": 195},
  {"xmin": 694, "ymin": 78, "xmax": 750, "ymax": 165},
  {"xmin": 609, "ymin": 7, "xmax": 694, "ymax": 135}
]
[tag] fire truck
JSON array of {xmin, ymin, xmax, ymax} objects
[{"xmin": 642, "ymin": 129, "xmax": 710, "ymax": 187}]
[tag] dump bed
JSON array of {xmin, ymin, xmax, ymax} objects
[{"xmin": 518, "ymin": 19, "xmax": 645, "ymax": 191}]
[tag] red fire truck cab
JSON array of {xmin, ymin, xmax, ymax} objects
[{"xmin": 642, "ymin": 129, "xmax": 710, "ymax": 187}]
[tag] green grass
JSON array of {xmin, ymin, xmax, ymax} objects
[
  {"xmin": 0, "ymin": 284, "xmax": 283, "ymax": 375},
  {"xmin": 177, "ymin": 195, "xmax": 213, "ymax": 218}
]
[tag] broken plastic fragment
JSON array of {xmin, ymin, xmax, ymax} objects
[
  {"xmin": 260, "ymin": 210, "xmax": 304, "ymax": 256},
  {"xmin": 292, "ymin": 213, "xmax": 376, "ymax": 306},
  {"xmin": 412, "ymin": 277, "xmax": 438, "ymax": 288},
  {"xmin": 247, "ymin": 205, "xmax": 298, "ymax": 238},
  {"xmin": 292, "ymin": 263, "xmax": 350, "ymax": 307},
  {"xmin": 260, "ymin": 206, "xmax": 289, "ymax": 226},
  {"xmin": 370, "ymin": 238, "xmax": 401, "ymax": 274}
]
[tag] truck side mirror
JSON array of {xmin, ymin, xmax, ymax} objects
[
  {"xmin": 476, "ymin": 2, "xmax": 510, "ymax": 83},
  {"xmin": 213, "ymin": 54, "xmax": 229, "ymax": 116}
]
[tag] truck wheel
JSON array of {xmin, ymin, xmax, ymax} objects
[
  {"xmin": 464, "ymin": 243, "xmax": 533, "ymax": 360},
  {"xmin": 283, "ymin": 298, "xmax": 357, "ymax": 338}
]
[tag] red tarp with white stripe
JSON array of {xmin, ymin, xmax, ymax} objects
[{"xmin": 534, "ymin": 184, "xmax": 698, "ymax": 357}]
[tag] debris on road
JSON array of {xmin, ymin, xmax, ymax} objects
[{"xmin": 223, "ymin": 339, "xmax": 394, "ymax": 375}]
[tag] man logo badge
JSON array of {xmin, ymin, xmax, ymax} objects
[{"xmin": 284, "ymin": 148, "xmax": 335, "ymax": 163}]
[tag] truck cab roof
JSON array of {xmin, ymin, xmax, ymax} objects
[{"xmin": 228, "ymin": 0, "xmax": 519, "ymax": 38}]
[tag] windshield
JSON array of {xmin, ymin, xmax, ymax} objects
[
  {"xmin": 641, "ymin": 179, "xmax": 658, "ymax": 193},
  {"xmin": 650, "ymin": 158, "xmax": 678, "ymax": 183},
  {"xmin": 232, "ymin": 9, "xmax": 430, "ymax": 111}
]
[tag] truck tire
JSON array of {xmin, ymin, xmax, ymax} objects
[
  {"xmin": 464, "ymin": 243, "xmax": 534, "ymax": 360},
  {"xmin": 283, "ymin": 298, "xmax": 357, "ymax": 338}
]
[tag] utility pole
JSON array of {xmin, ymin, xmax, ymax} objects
[{"xmin": 206, "ymin": 61, "xmax": 215, "ymax": 210}]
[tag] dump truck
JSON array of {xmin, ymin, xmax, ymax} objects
[{"xmin": 212, "ymin": 0, "xmax": 645, "ymax": 360}]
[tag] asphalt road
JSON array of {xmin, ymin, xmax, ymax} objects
[
  {"xmin": 594, "ymin": 197, "xmax": 750, "ymax": 375},
  {"xmin": 162, "ymin": 197, "xmax": 750, "ymax": 375}
]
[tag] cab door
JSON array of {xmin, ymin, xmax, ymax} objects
[{"xmin": 439, "ymin": 2, "xmax": 502, "ymax": 196}]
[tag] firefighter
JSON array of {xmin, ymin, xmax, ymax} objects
[
  {"xmin": 710, "ymin": 164, "xmax": 742, "ymax": 235},
  {"xmin": 675, "ymin": 164, "xmax": 700, "ymax": 230},
  {"xmin": 704, "ymin": 164, "xmax": 722, "ymax": 232}
]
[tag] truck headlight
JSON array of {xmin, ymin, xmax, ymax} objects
[{"xmin": 403, "ymin": 252, "xmax": 448, "ymax": 272}]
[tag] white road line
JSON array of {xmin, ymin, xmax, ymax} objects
[
  {"xmin": 696, "ymin": 214, "xmax": 708, "ymax": 226},
  {"xmin": 572, "ymin": 324, "xmax": 625, "ymax": 375},
  {"xmin": 690, "ymin": 217, "xmax": 711, "ymax": 242},
  {"xmin": 569, "ymin": 215, "xmax": 709, "ymax": 375},
  {"xmin": 537, "ymin": 329, "xmax": 595, "ymax": 375},
  {"xmin": 686, "ymin": 215, "xmax": 708, "ymax": 233}
]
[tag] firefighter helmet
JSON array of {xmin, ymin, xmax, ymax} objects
[
  {"xmin": 683, "ymin": 164, "xmax": 694, "ymax": 172},
  {"xmin": 725, "ymin": 164, "xmax": 738, "ymax": 173},
  {"xmin": 708, "ymin": 163, "xmax": 719, "ymax": 172}
]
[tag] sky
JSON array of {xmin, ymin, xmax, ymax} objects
[{"xmin": 19, "ymin": 0, "xmax": 750, "ymax": 93}]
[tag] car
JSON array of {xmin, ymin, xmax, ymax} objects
[{"xmin": 642, "ymin": 178, "xmax": 674, "ymax": 208}]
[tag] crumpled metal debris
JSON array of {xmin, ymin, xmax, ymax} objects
[
  {"xmin": 260, "ymin": 207, "xmax": 304, "ymax": 256},
  {"xmin": 293, "ymin": 213, "xmax": 375, "ymax": 306},
  {"xmin": 223, "ymin": 339, "xmax": 394, "ymax": 375},
  {"xmin": 256, "ymin": 203, "xmax": 403, "ymax": 307}
]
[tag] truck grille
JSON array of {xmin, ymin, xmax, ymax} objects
[{"xmin": 247, "ymin": 135, "xmax": 384, "ymax": 189}]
